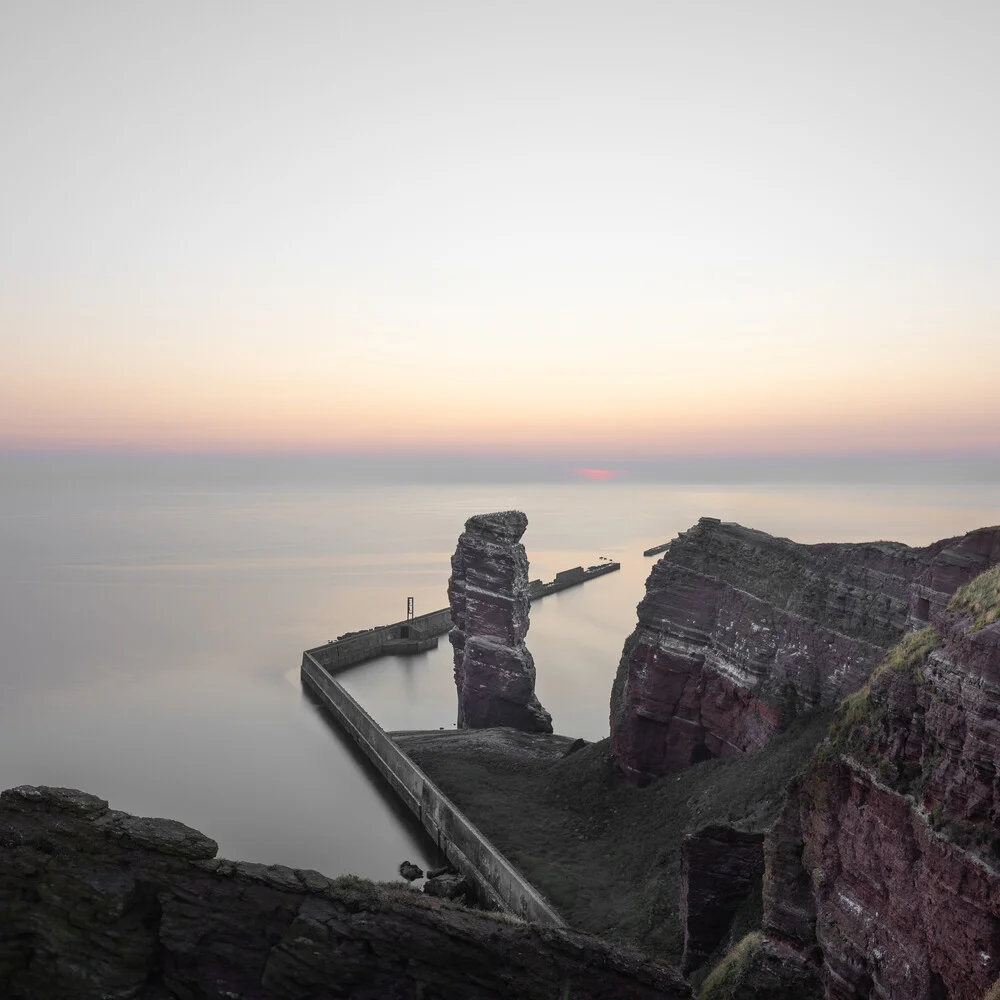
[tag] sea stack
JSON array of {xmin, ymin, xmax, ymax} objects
[{"xmin": 448, "ymin": 511, "xmax": 553, "ymax": 732}]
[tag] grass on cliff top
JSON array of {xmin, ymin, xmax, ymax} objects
[
  {"xmin": 396, "ymin": 710, "xmax": 831, "ymax": 966},
  {"xmin": 949, "ymin": 564, "xmax": 1000, "ymax": 631},
  {"xmin": 697, "ymin": 932, "xmax": 764, "ymax": 1000},
  {"xmin": 828, "ymin": 626, "xmax": 940, "ymax": 751}
]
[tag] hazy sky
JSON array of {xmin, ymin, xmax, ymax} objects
[{"xmin": 3, "ymin": 1, "xmax": 998, "ymax": 458}]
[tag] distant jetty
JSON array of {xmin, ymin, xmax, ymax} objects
[
  {"xmin": 303, "ymin": 560, "xmax": 620, "ymax": 673},
  {"xmin": 642, "ymin": 541, "xmax": 671, "ymax": 557}
]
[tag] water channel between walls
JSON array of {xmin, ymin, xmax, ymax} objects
[{"xmin": 300, "ymin": 561, "xmax": 620, "ymax": 921}]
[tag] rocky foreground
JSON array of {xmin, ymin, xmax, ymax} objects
[{"xmin": 0, "ymin": 784, "xmax": 689, "ymax": 1000}]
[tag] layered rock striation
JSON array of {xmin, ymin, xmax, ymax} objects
[
  {"xmin": 760, "ymin": 567, "xmax": 1000, "ymax": 1000},
  {"xmin": 611, "ymin": 517, "xmax": 1000, "ymax": 783},
  {"xmin": 0, "ymin": 784, "xmax": 691, "ymax": 999},
  {"xmin": 449, "ymin": 511, "xmax": 552, "ymax": 732}
]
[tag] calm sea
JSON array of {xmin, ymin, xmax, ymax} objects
[{"xmin": 1, "ymin": 454, "xmax": 997, "ymax": 879}]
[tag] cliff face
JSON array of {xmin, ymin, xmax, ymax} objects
[
  {"xmin": 0, "ymin": 784, "xmax": 691, "ymax": 1000},
  {"xmin": 449, "ymin": 511, "xmax": 552, "ymax": 732},
  {"xmin": 761, "ymin": 574, "xmax": 1000, "ymax": 1000},
  {"xmin": 610, "ymin": 518, "xmax": 1000, "ymax": 783}
]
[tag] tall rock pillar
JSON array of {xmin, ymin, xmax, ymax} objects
[{"xmin": 448, "ymin": 511, "xmax": 553, "ymax": 732}]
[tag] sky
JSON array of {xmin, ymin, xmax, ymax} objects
[{"xmin": 2, "ymin": 1, "xmax": 998, "ymax": 460}]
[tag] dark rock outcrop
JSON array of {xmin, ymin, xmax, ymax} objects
[
  {"xmin": 0, "ymin": 784, "xmax": 692, "ymax": 999},
  {"xmin": 398, "ymin": 860, "xmax": 424, "ymax": 881},
  {"xmin": 449, "ymin": 511, "xmax": 552, "ymax": 732},
  {"xmin": 423, "ymin": 872, "xmax": 470, "ymax": 900},
  {"xmin": 679, "ymin": 825, "xmax": 764, "ymax": 974},
  {"xmin": 757, "ymin": 570, "xmax": 1000, "ymax": 1000},
  {"xmin": 698, "ymin": 931, "xmax": 823, "ymax": 1000},
  {"xmin": 611, "ymin": 518, "xmax": 1000, "ymax": 783},
  {"xmin": 426, "ymin": 863, "xmax": 456, "ymax": 879}
]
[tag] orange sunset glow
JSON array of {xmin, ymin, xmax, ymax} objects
[{"xmin": 1, "ymin": 4, "xmax": 997, "ymax": 462}]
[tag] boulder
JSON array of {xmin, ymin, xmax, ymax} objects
[
  {"xmin": 423, "ymin": 872, "xmax": 470, "ymax": 900},
  {"xmin": 398, "ymin": 860, "xmax": 424, "ymax": 881}
]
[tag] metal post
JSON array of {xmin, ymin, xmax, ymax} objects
[{"xmin": 407, "ymin": 596, "xmax": 414, "ymax": 620}]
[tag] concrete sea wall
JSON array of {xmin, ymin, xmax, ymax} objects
[
  {"xmin": 308, "ymin": 561, "xmax": 621, "ymax": 674},
  {"xmin": 300, "ymin": 651, "xmax": 566, "ymax": 926},
  {"xmin": 310, "ymin": 608, "xmax": 452, "ymax": 673},
  {"xmin": 300, "ymin": 559, "xmax": 620, "ymax": 923}
]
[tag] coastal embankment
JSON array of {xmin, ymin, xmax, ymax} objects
[{"xmin": 300, "ymin": 650, "xmax": 567, "ymax": 924}]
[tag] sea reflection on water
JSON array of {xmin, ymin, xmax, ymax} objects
[{"xmin": 1, "ymin": 456, "xmax": 996, "ymax": 880}]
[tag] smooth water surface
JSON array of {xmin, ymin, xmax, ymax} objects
[{"xmin": 1, "ymin": 454, "xmax": 996, "ymax": 879}]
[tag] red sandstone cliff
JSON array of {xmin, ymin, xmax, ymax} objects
[
  {"xmin": 759, "ymin": 566, "xmax": 1000, "ymax": 1000},
  {"xmin": 610, "ymin": 518, "xmax": 1000, "ymax": 784},
  {"xmin": 449, "ymin": 511, "xmax": 552, "ymax": 732}
]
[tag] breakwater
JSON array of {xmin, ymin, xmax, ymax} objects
[
  {"xmin": 309, "ymin": 560, "xmax": 620, "ymax": 674},
  {"xmin": 300, "ymin": 651, "xmax": 567, "ymax": 925},
  {"xmin": 643, "ymin": 541, "xmax": 671, "ymax": 557},
  {"xmin": 299, "ymin": 559, "xmax": 619, "ymax": 924}
]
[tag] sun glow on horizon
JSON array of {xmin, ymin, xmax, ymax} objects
[{"xmin": 574, "ymin": 468, "xmax": 624, "ymax": 481}]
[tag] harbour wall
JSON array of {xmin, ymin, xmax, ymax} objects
[
  {"xmin": 307, "ymin": 561, "xmax": 620, "ymax": 674},
  {"xmin": 300, "ymin": 650, "xmax": 567, "ymax": 926}
]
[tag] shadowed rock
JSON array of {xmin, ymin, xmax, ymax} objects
[
  {"xmin": 449, "ymin": 510, "xmax": 552, "ymax": 732},
  {"xmin": 398, "ymin": 860, "xmax": 424, "ymax": 881},
  {"xmin": 0, "ymin": 784, "xmax": 691, "ymax": 999},
  {"xmin": 423, "ymin": 872, "xmax": 470, "ymax": 900},
  {"xmin": 680, "ymin": 825, "xmax": 765, "ymax": 974}
]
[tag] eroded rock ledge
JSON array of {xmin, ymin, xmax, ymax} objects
[
  {"xmin": 0, "ymin": 784, "xmax": 690, "ymax": 1000},
  {"xmin": 611, "ymin": 517, "xmax": 1000, "ymax": 783}
]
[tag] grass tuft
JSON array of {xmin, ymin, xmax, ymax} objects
[
  {"xmin": 949, "ymin": 565, "xmax": 1000, "ymax": 631},
  {"xmin": 828, "ymin": 627, "xmax": 940, "ymax": 752},
  {"xmin": 698, "ymin": 931, "xmax": 764, "ymax": 1000},
  {"xmin": 869, "ymin": 626, "xmax": 941, "ymax": 686}
]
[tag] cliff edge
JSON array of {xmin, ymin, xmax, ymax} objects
[
  {"xmin": 611, "ymin": 518, "xmax": 1000, "ymax": 784},
  {"xmin": 0, "ymin": 784, "xmax": 690, "ymax": 999}
]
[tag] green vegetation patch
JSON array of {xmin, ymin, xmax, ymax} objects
[
  {"xmin": 696, "ymin": 929, "xmax": 823, "ymax": 1000},
  {"xmin": 698, "ymin": 932, "xmax": 764, "ymax": 1000},
  {"xmin": 949, "ymin": 564, "xmax": 1000, "ymax": 631},
  {"xmin": 828, "ymin": 626, "xmax": 940, "ymax": 753},
  {"xmin": 871, "ymin": 625, "xmax": 940, "ymax": 685}
]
